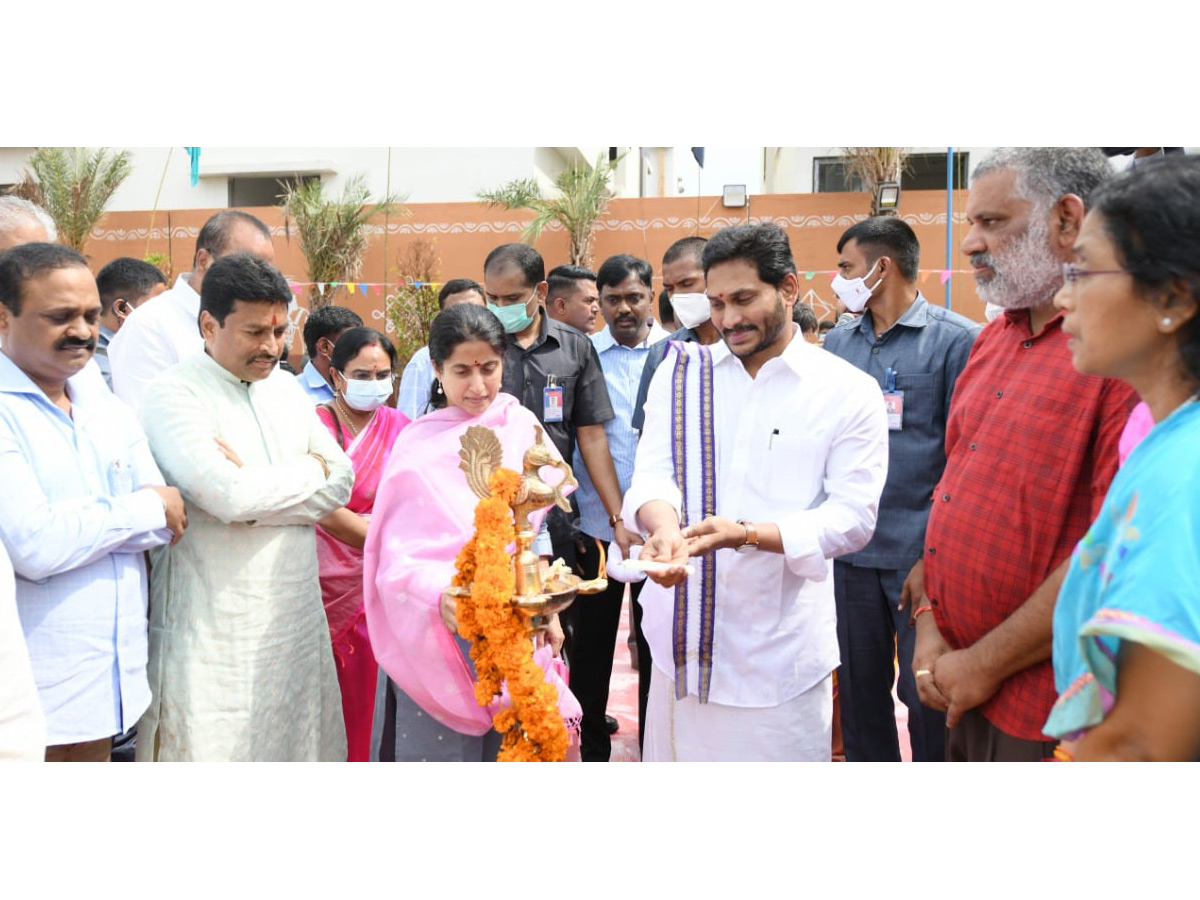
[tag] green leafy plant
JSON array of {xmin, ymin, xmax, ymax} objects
[
  {"xmin": 281, "ymin": 174, "xmax": 401, "ymax": 308},
  {"xmin": 143, "ymin": 253, "xmax": 172, "ymax": 282},
  {"xmin": 24, "ymin": 147, "xmax": 133, "ymax": 254},
  {"xmin": 478, "ymin": 152, "xmax": 621, "ymax": 267}
]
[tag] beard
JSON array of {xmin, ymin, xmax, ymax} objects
[
  {"xmin": 970, "ymin": 211, "xmax": 1063, "ymax": 310},
  {"xmin": 725, "ymin": 292, "xmax": 789, "ymax": 358}
]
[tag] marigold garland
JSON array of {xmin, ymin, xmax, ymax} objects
[{"xmin": 454, "ymin": 468, "xmax": 570, "ymax": 762}]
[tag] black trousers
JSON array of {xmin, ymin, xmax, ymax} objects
[
  {"xmin": 833, "ymin": 560, "xmax": 946, "ymax": 762},
  {"xmin": 561, "ymin": 534, "xmax": 643, "ymax": 762}
]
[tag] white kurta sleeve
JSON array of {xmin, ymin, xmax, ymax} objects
[
  {"xmin": 621, "ymin": 353, "xmax": 682, "ymax": 534},
  {"xmin": 141, "ymin": 377, "xmax": 349, "ymax": 526},
  {"xmin": 252, "ymin": 405, "xmax": 354, "ymax": 526},
  {"xmin": 774, "ymin": 377, "xmax": 889, "ymax": 580}
]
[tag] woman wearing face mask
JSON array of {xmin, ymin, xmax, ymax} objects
[
  {"xmin": 314, "ymin": 326, "xmax": 409, "ymax": 762},
  {"xmin": 1044, "ymin": 156, "xmax": 1200, "ymax": 761},
  {"xmin": 363, "ymin": 303, "xmax": 580, "ymax": 761}
]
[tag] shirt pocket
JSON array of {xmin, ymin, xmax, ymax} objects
[
  {"xmin": 894, "ymin": 373, "xmax": 937, "ymax": 427},
  {"xmin": 765, "ymin": 432, "xmax": 825, "ymax": 505},
  {"xmin": 105, "ymin": 453, "xmax": 138, "ymax": 496}
]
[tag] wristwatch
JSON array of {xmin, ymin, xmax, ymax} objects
[
  {"xmin": 735, "ymin": 520, "xmax": 759, "ymax": 553},
  {"xmin": 609, "ymin": 512, "xmax": 621, "ymax": 529}
]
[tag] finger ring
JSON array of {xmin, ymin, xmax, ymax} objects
[{"xmin": 915, "ymin": 669, "xmax": 932, "ymax": 677}]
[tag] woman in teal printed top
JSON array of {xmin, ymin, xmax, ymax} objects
[{"xmin": 1046, "ymin": 155, "xmax": 1200, "ymax": 761}]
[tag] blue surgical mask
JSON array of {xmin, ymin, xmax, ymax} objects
[
  {"xmin": 487, "ymin": 288, "xmax": 537, "ymax": 334},
  {"xmin": 340, "ymin": 374, "xmax": 394, "ymax": 412}
]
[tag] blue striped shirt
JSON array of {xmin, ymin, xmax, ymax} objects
[{"xmin": 574, "ymin": 321, "xmax": 669, "ymax": 541}]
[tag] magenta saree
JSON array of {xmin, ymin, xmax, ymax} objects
[{"xmin": 315, "ymin": 405, "xmax": 409, "ymax": 761}]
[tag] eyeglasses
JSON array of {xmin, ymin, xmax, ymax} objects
[{"xmin": 1062, "ymin": 262, "xmax": 1132, "ymax": 283}]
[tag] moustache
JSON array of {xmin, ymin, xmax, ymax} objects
[
  {"xmin": 723, "ymin": 326, "xmax": 756, "ymax": 337},
  {"xmin": 970, "ymin": 253, "xmax": 995, "ymax": 269},
  {"xmin": 56, "ymin": 338, "xmax": 96, "ymax": 352}
]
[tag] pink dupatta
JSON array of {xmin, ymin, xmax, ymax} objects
[
  {"xmin": 315, "ymin": 405, "xmax": 410, "ymax": 648},
  {"xmin": 362, "ymin": 393, "xmax": 580, "ymax": 736}
]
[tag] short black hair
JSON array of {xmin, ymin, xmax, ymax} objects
[
  {"xmin": 0, "ymin": 242, "xmax": 89, "ymax": 315},
  {"xmin": 330, "ymin": 326, "xmax": 397, "ymax": 373},
  {"xmin": 483, "ymin": 243, "xmax": 544, "ymax": 287},
  {"xmin": 199, "ymin": 253, "xmax": 291, "ymax": 327},
  {"xmin": 658, "ymin": 287, "xmax": 673, "ymax": 324},
  {"xmin": 438, "ymin": 278, "xmax": 484, "ymax": 309},
  {"xmin": 193, "ymin": 210, "xmax": 272, "ymax": 267},
  {"xmin": 546, "ymin": 264, "xmax": 596, "ymax": 303},
  {"xmin": 596, "ymin": 254, "xmax": 653, "ymax": 292},
  {"xmin": 95, "ymin": 258, "xmax": 168, "ymax": 315},
  {"xmin": 702, "ymin": 223, "xmax": 797, "ymax": 288},
  {"xmin": 1090, "ymin": 154, "xmax": 1200, "ymax": 385},
  {"xmin": 792, "ymin": 303, "xmax": 819, "ymax": 334},
  {"xmin": 837, "ymin": 217, "xmax": 920, "ymax": 283},
  {"xmin": 663, "ymin": 236, "xmax": 707, "ymax": 268},
  {"xmin": 303, "ymin": 303, "xmax": 364, "ymax": 358}
]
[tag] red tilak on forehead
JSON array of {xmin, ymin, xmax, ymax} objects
[{"xmin": 271, "ymin": 313, "xmax": 280, "ymax": 327}]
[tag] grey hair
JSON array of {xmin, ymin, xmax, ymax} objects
[
  {"xmin": 0, "ymin": 196, "xmax": 57, "ymax": 242},
  {"xmin": 971, "ymin": 148, "xmax": 1112, "ymax": 215}
]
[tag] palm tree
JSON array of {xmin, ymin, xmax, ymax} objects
[
  {"xmin": 24, "ymin": 147, "xmax": 133, "ymax": 254},
  {"xmin": 841, "ymin": 147, "xmax": 910, "ymax": 216},
  {"xmin": 281, "ymin": 174, "xmax": 401, "ymax": 308},
  {"xmin": 478, "ymin": 152, "xmax": 621, "ymax": 267}
]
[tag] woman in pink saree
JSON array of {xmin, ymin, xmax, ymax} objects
[
  {"xmin": 315, "ymin": 327, "xmax": 409, "ymax": 761},
  {"xmin": 363, "ymin": 303, "xmax": 580, "ymax": 761}
]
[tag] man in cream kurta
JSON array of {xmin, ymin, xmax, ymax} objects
[{"xmin": 137, "ymin": 253, "xmax": 353, "ymax": 761}]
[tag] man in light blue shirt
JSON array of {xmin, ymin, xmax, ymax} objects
[
  {"xmin": 564, "ymin": 254, "xmax": 668, "ymax": 760},
  {"xmin": 0, "ymin": 243, "xmax": 186, "ymax": 761},
  {"xmin": 296, "ymin": 304, "xmax": 363, "ymax": 404},
  {"xmin": 396, "ymin": 278, "xmax": 485, "ymax": 419}
]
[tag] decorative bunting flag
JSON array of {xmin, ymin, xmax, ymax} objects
[
  {"xmin": 317, "ymin": 283, "xmax": 327, "ymax": 293},
  {"xmin": 805, "ymin": 272, "xmax": 815, "ymax": 280},
  {"xmin": 347, "ymin": 282, "xmax": 356, "ymax": 293},
  {"xmin": 359, "ymin": 284, "xmax": 368, "ymax": 296},
  {"xmin": 940, "ymin": 270, "xmax": 952, "ymax": 285}
]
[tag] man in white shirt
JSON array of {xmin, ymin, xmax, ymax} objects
[
  {"xmin": 624, "ymin": 223, "xmax": 889, "ymax": 761},
  {"xmin": 138, "ymin": 253, "xmax": 352, "ymax": 761},
  {"xmin": 562, "ymin": 254, "xmax": 668, "ymax": 760},
  {"xmin": 107, "ymin": 210, "xmax": 275, "ymax": 414},
  {"xmin": 0, "ymin": 243, "xmax": 186, "ymax": 761}
]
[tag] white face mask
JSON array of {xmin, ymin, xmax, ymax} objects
[
  {"xmin": 830, "ymin": 259, "xmax": 883, "ymax": 314},
  {"xmin": 340, "ymin": 375, "xmax": 393, "ymax": 412},
  {"xmin": 671, "ymin": 292, "xmax": 711, "ymax": 329}
]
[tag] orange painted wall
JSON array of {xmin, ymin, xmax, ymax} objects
[{"xmin": 84, "ymin": 189, "xmax": 985, "ymax": 358}]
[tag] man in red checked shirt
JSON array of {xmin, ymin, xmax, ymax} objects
[{"xmin": 905, "ymin": 148, "xmax": 1139, "ymax": 761}]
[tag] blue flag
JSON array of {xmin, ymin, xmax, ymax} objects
[
  {"xmin": 691, "ymin": 147, "xmax": 705, "ymax": 168},
  {"xmin": 185, "ymin": 147, "xmax": 201, "ymax": 187}
]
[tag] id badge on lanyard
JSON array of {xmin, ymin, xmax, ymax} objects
[
  {"xmin": 543, "ymin": 374, "xmax": 564, "ymax": 423},
  {"xmin": 883, "ymin": 367, "xmax": 904, "ymax": 431}
]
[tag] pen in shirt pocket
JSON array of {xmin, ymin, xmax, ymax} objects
[{"xmin": 769, "ymin": 428, "xmax": 779, "ymax": 449}]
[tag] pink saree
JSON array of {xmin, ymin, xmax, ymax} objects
[
  {"xmin": 315, "ymin": 405, "xmax": 409, "ymax": 761},
  {"xmin": 363, "ymin": 392, "xmax": 581, "ymax": 741}
]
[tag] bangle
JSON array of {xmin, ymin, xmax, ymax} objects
[
  {"xmin": 913, "ymin": 605, "xmax": 933, "ymax": 620},
  {"xmin": 609, "ymin": 512, "xmax": 621, "ymax": 529},
  {"xmin": 1051, "ymin": 746, "xmax": 1074, "ymax": 762}
]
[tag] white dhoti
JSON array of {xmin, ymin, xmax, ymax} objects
[{"xmin": 644, "ymin": 664, "xmax": 832, "ymax": 762}]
